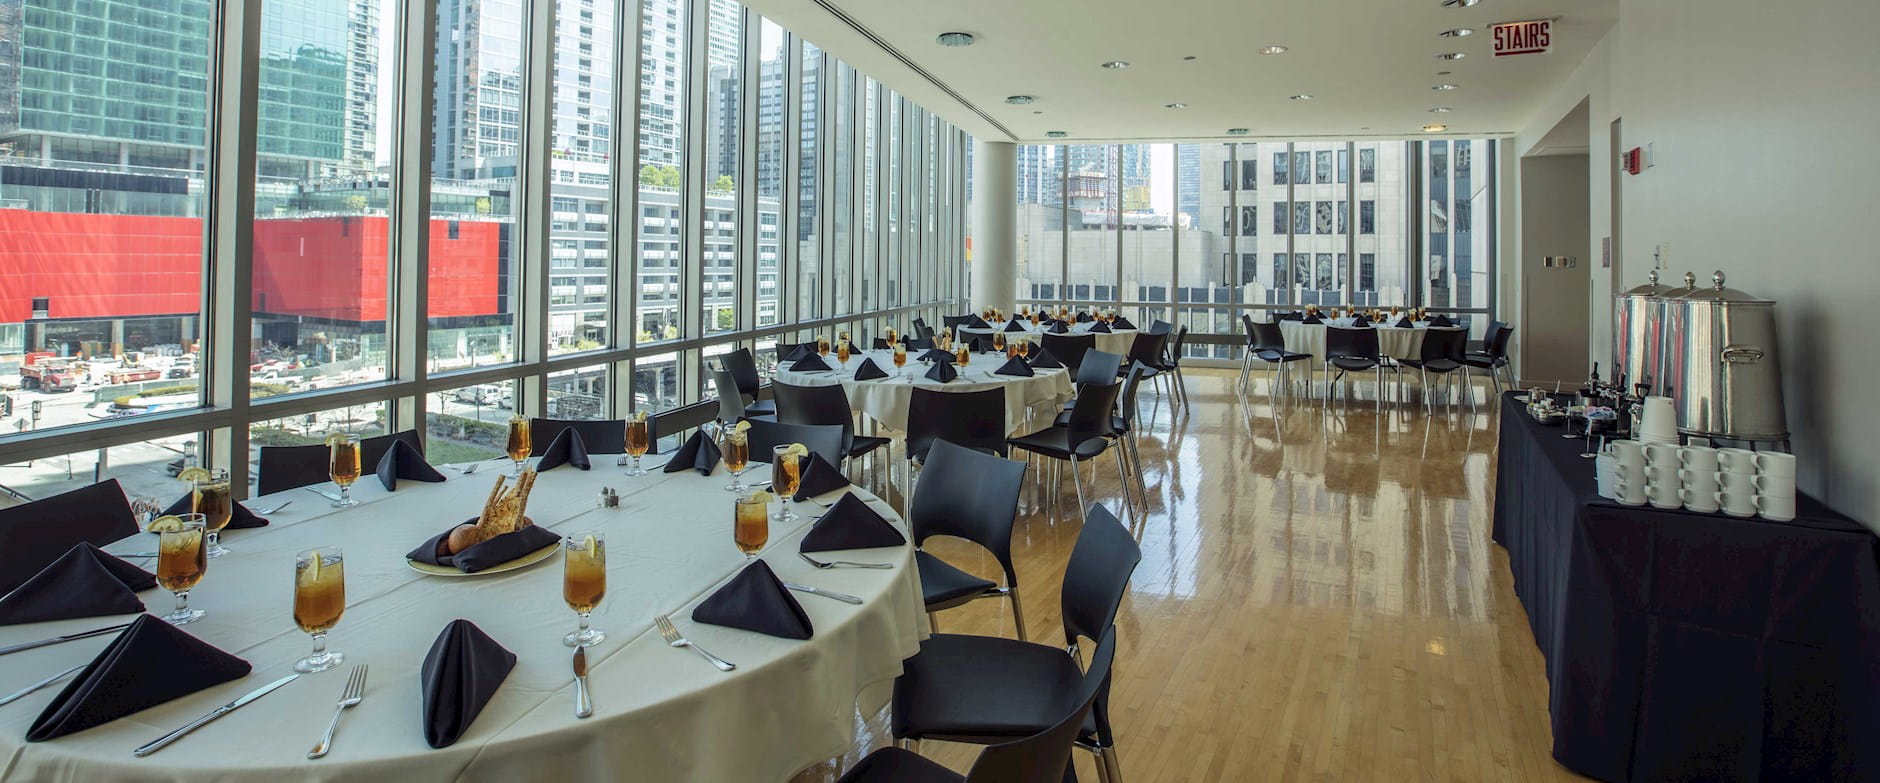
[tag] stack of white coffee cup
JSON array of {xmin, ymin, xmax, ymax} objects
[
  {"xmin": 1717, "ymin": 448, "xmax": 1796, "ymax": 521},
  {"xmin": 1677, "ymin": 446, "xmax": 1722, "ymax": 512},
  {"xmin": 1636, "ymin": 396, "xmax": 1680, "ymax": 445},
  {"xmin": 1596, "ymin": 441, "xmax": 1648, "ymax": 506}
]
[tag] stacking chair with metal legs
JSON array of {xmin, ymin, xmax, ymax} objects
[
  {"xmin": 720, "ymin": 347, "xmax": 776, "ymax": 418},
  {"xmin": 709, "ymin": 364, "xmax": 773, "ymax": 427},
  {"xmin": 770, "ymin": 380, "xmax": 891, "ymax": 484},
  {"xmin": 1462, "ymin": 321, "xmax": 1516, "ymax": 399},
  {"xmin": 1058, "ymin": 363, "xmax": 1151, "ymax": 521},
  {"xmin": 1151, "ymin": 326, "xmax": 1190, "ymax": 411},
  {"xmin": 909, "ymin": 440, "xmax": 1029, "ymax": 638},
  {"xmin": 1008, "ymin": 379, "xmax": 1125, "ymax": 524},
  {"xmin": 1397, "ymin": 326, "xmax": 1471, "ymax": 411},
  {"xmin": 1323, "ymin": 326, "xmax": 1389, "ymax": 407},
  {"xmin": 1241, "ymin": 316, "xmax": 1313, "ymax": 401},
  {"xmin": 740, "ymin": 418, "xmax": 847, "ymax": 469},
  {"xmin": 1041, "ymin": 332, "xmax": 1097, "ymax": 376}
]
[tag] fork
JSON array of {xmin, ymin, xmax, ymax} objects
[
  {"xmin": 798, "ymin": 552, "xmax": 892, "ymax": 570},
  {"xmin": 307, "ymin": 665, "xmax": 368, "ymax": 759},
  {"xmin": 654, "ymin": 615, "xmax": 735, "ymax": 671},
  {"xmin": 303, "ymin": 487, "xmax": 342, "ymax": 502},
  {"xmin": 253, "ymin": 500, "xmax": 293, "ymax": 515}
]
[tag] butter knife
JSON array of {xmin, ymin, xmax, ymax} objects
[
  {"xmin": 572, "ymin": 647, "xmax": 593, "ymax": 719},
  {"xmin": 133, "ymin": 674, "xmax": 298, "ymax": 756},
  {"xmin": 0, "ymin": 622, "xmax": 132, "ymax": 657},
  {"xmin": 0, "ymin": 664, "xmax": 85, "ymax": 707},
  {"xmin": 782, "ymin": 582, "xmax": 863, "ymax": 605}
]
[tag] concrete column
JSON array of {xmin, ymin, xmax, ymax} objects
[{"xmin": 970, "ymin": 139, "xmax": 1017, "ymax": 311}]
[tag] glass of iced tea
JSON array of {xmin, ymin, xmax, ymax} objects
[
  {"xmin": 156, "ymin": 514, "xmax": 208, "ymax": 625},
  {"xmin": 734, "ymin": 493, "xmax": 769, "ymax": 559},
  {"xmin": 562, "ymin": 532, "xmax": 606, "ymax": 647},
  {"xmin": 955, "ymin": 345, "xmax": 971, "ymax": 365},
  {"xmin": 189, "ymin": 467, "xmax": 234, "ymax": 558},
  {"xmin": 722, "ymin": 429, "xmax": 751, "ymax": 492},
  {"xmin": 1019, "ymin": 339, "xmax": 1032, "ymax": 359},
  {"xmin": 623, "ymin": 412, "xmax": 650, "ymax": 476},
  {"xmin": 292, "ymin": 547, "xmax": 346, "ymax": 672},
  {"xmin": 326, "ymin": 434, "xmax": 361, "ymax": 509},
  {"xmin": 506, "ymin": 415, "xmax": 532, "ymax": 477},
  {"xmin": 992, "ymin": 332, "xmax": 1006, "ymax": 353},
  {"xmin": 771, "ymin": 445, "xmax": 802, "ymax": 522},
  {"xmin": 892, "ymin": 343, "xmax": 908, "ymax": 374},
  {"xmin": 816, "ymin": 335, "xmax": 831, "ymax": 357},
  {"xmin": 836, "ymin": 338, "xmax": 851, "ymax": 368}
]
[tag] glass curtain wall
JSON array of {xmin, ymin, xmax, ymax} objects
[{"xmin": 0, "ymin": 0, "xmax": 970, "ymax": 502}]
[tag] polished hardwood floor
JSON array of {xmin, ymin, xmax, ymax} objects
[{"xmin": 795, "ymin": 368, "xmax": 1587, "ymax": 782}]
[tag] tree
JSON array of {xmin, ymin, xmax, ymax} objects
[
  {"xmin": 711, "ymin": 174, "xmax": 735, "ymax": 193},
  {"xmin": 639, "ymin": 164, "xmax": 681, "ymax": 188}
]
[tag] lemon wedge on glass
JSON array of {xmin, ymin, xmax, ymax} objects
[
  {"xmin": 146, "ymin": 514, "xmax": 187, "ymax": 533},
  {"xmin": 747, "ymin": 490, "xmax": 775, "ymax": 504},
  {"xmin": 732, "ymin": 420, "xmax": 752, "ymax": 433},
  {"xmin": 175, "ymin": 467, "xmax": 213, "ymax": 484},
  {"xmin": 582, "ymin": 534, "xmax": 599, "ymax": 554},
  {"xmin": 782, "ymin": 443, "xmax": 809, "ymax": 459},
  {"xmin": 305, "ymin": 548, "xmax": 323, "ymax": 581},
  {"xmin": 324, "ymin": 432, "xmax": 350, "ymax": 447}
]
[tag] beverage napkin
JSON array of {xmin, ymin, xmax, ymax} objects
[
  {"xmin": 1028, "ymin": 348, "xmax": 1065, "ymax": 369},
  {"xmin": 966, "ymin": 315, "xmax": 991, "ymax": 330},
  {"xmin": 791, "ymin": 353, "xmax": 832, "ymax": 372},
  {"xmin": 0, "ymin": 480, "xmax": 139, "ymax": 596},
  {"xmin": 420, "ymin": 619, "xmax": 516, "ymax": 748},
  {"xmin": 160, "ymin": 493, "xmax": 271, "ymax": 530},
  {"xmin": 27, "ymin": 614, "xmax": 251, "ymax": 742},
  {"xmin": 1113, "ymin": 316, "xmax": 1136, "ymax": 330},
  {"xmin": 1004, "ymin": 319, "xmax": 1027, "ymax": 332},
  {"xmin": 1090, "ymin": 322, "xmax": 1112, "ymax": 334},
  {"xmin": 692, "ymin": 561, "xmax": 813, "ymax": 640},
  {"xmin": 994, "ymin": 356, "xmax": 1035, "ymax": 377},
  {"xmin": 923, "ymin": 361, "xmax": 958, "ymax": 384},
  {"xmin": 852, "ymin": 358, "xmax": 890, "ymax": 381}
]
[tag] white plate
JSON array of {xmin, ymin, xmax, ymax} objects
[{"xmin": 406, "ymin": 542, "xmax": 559, "ymax": 577}]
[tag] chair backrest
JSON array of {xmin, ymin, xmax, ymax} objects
[
  {"xmin": 1147, "ymin": 319, "xmax": 1173, "ymax": 335},
  {"xmin": 1065, "ymin": 380, "xmax": 1123, "ymax": 457},
  {"xmin": 1117, "ymin": 362, "xmax": 1150, "ymax": 426},
  {"xmin": 910, "ymin": 439, "xmax": 1026, "ymax": 584},
  {"xmin": 0, "ymin": 479, "xmax": 139, "ymax": 595},
  {"xmin": 1419, "ymin": 327, "xmax": 1468, "ymax": 363},
  {"xmin": 1250, "ymin": 320, "xmax": 1287, "ymax": 354},
  {"xmin": 942, "ymin": 314, "xmax": 973, "ymax": 329},
  {"xmin": 770, "ymin": 380, "xmax": 856, "ymax": 450},
  {"xmin": 1165, "ymin": 325, "xmax": 1189, "ymax": 364},
  {"xmin": 905, "ymin": 387, "xmax": 1008, "ymax": 460},
  {"xmin": 708, "ymin": 364, "xmax": 749, "ymax": 424},
  {"xmin": 1490, "ymin": 322, "xmax": 1515, "ymax": 358},
  {"xmin": 1040, "ymin": 332, "xmax": 1096, "ymax": 373},
  {"xmin": 1479, "ymin": 320, "xmax": 1505, "ymax": 354},
  {"xmin": 964, "ymin": 628, "xmax": 1118, "ymax": 783},
  {"xmin": 742, "ymin": 418, "xmax": 846, "ymax": 467},
  {"xmin": 1124, "ymin": 331, "xmax": 1168, "ymax": 370},
  {"xmin": 257, "ymin": 429, "xmax": 419, "ymax": 495},
  {"xmin": 911, "ymin": 317, "xmax": 936, "ymax": 342},
  {"xmin": 1327, "ymin": 326, "xmax": 1380, "ymax": 361},
  {"xmin": 1060, "ymin": 504, "xmax": 1143, "ymax": 646},
  {"xmin": 720, "ymin": 348, "xmax": 764, "ymax": 398},
  {"xmin": 528, "ymin": 418, "xmax": 626, "ymax": 455},
  {"xmin": 1075, "ymin": 349, "xmax": 1124, "ymax": 385}
]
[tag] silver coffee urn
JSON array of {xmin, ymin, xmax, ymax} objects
[
  {"xmin": 1612, "ymin": 269, "xmax": 1675, "ymax": 393},
  {"xmin": 1659, "ymin": 271, "xmax": 1789, "ymax": 448}
]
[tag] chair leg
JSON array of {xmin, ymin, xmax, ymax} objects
[
  {"xmin": 1007, "ymin": 585, "xmax": 1028, "ymax": 641},
  {"xmin": 1114, "ymin": 447, "xmax": 1136, "ymax": 525},
  {"xmin": 1070, "ymin": 457, "xmax": 1088, "ymax": 523},
  {"xmin": 897, "ymin": 738, "xmax": 922, "ymax": 753},
  {"xmin": 1100, "ymin": 743, "xmax": 1124, "ymax": 783},
  {"xmin": 927, "ymin": 612, "xmax": 938, "ymax": 633}
]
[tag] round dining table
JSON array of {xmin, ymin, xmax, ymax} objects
[
  {"xmin": 0, "ymin": 454, "xmax": 925, "ymax": 782},
  {"xmin": 1278, "ymin": 318, "xmax": 1456, "ymax": 362},
  {"xmin": 773, "ymin": 348, "xmax": 1074, "ymax": 434},
  {"xmin": 956, "ymin": 321, "xmax": 1138, "ymax": 358}
]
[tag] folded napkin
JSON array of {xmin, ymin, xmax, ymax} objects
[
  {"xmin": 1047, "ymin": 321, "xmax": 1069, "ymax": 334},
  {"xmin": 159, "ymin": 493, "xmax": 270, "ymax": 530},
  {"xmin": 1113, "ymin": 317, "xmax": 1136, "ymax": 330},
  {"xmin": 1004, "ymin": 319, "xmax": 1026, "ymax": 332},
  {"xmin": 420, "ymin": 619, "xmax": 516, "ymax": 748},
  {"xmin": 967, "ymin": 338, "xmax": 988, "ymax": 354},
  {"xmin": 791, "ymin": 454, "xmax": 851, "ymax": 501},
  {"xmin": 1075, "ymin": 312, "xmax": 1093, "ymax": 323},
  {"xmin": 907, "ymin": 336, "xmax": 935, "ymax": 350},
  {"xmin": 1394, "ymin": 317, "xmax": 1414, "ymax": 328},
  {"xmin": 27, "ymin": 614, "xmax": 250, "ymax": 742},
  {"xmin": 663, "ymin": 430, "xmax": 722, "ymax": 475},
  {"xmin": 376, "ymin": 438, "xmax": 449, "ymax": 490},
  {"xmin": 966, "ymin": 316, "xmax": 991, "ymax": 330},
  {"xmin": 994, "ymin": 355, "xmax": 1035, "ymax": 377},
  {"xmin": 408, "ymin": 522, "xmax": 562, "ymax": 573},
  {"xmin": 800, "ymin": 493, "xmax": 906, "ymax": 552},
  {"xmin": 535, "ymin": 427, "xmax": 591, "ymax": 472},
  {"xmin": 1429, "ymin": 314, "xmax": 1455, "ymax": 327},
  {"xmin": 791, "ymin": 353, "xmax": 832, "ymax": 372},
  {"xmin": 0, "ymin": 544, "xmax": 153, "ymax": 626},
  {"xmin": 870, "ymin": 337, "xmax": 891, "ymax": 350},
  {"xmin": 692, "ymin": 560, "xmax": 813, "ymax": 640},
  {"xmin": 0, "ymin": 480, "xmax": 139, "ymax": 597},
  {"xmin": 852, "ymin": 357, "xmax": 889, "ymax": 381},
  {"xmin": 1090, "ymin": 322, "xmax": 1112, "ymax": 334},
  {"xmin": 1278, "ymin": 312, "xmax": 1304, "ymax": 321},
  {"xmin": 1301, "ymin": 315, "xmax": 1323, "ymax": 325},
  {"xmin": 1028, "ymin": 348, "xmax": 1064, "ymax": 369},
  {"xmin": 924, "ymin": 361, "xmax": 958, "ymax": 384},
  {"xmin": 781, "ymin": 344, "xmax": 810, "ymax": 363},
  {"xmin": 1350, "ymin": 315, "xmax": 1371, "ymax": 328},
  {"xmin": 918, "ymin": 348, "xmax": 955, "ymax": 364}
]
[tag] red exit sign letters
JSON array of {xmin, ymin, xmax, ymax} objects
[{"xmin": 1492, "ymin": 19, "xmax": 1552, "ymax": 56}]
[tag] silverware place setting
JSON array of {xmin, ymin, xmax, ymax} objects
[
  {"xmin": 252, "ymin": 500, "xmax": 293, "ymax": 515},
  {"xmin": 304, "ymin": 487, "xmax": 343, "ymax": 502},
  {"xmin": 654, "ymin": 614, "xmax": 734, "ymax": 672},
  {"xmin": 798, "ymin": 552, "xmax": 892, "ymax": 570},
  {"xmin": 135, "ymin": 673, "xmax": 299, "ymax": 756},
  {"xmin": 0, "ymin": 622, "xmax": 133, "ymax": 657},
  {"xmin": 781, "ymin": 582, "xmax": 863, "ymax": 605},
  {"xmin": 307, "ymin": 665, "xmax": 367, "ymax": 759},
  {"xmin": 0, "ymin": 664, "xmax": 85, "ymax": 707},
  {"xmin": 572, "ymin": 647, "xmax": 593, "ymax": 719}
]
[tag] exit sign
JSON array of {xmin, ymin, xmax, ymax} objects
[{"xmin": 1492, "ymin": 19, "xmax": 1552, "ymax": 56}]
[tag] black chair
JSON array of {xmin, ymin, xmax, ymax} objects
[
  {"xmin": 911, "ymin": 317, "xmax": 937, "ymax": 344},
  {"xmin": 1241, "ymin": 315, "xmax": 1313, "ymax": 400},
  {"xmin": 528, "ymin": 418, "xmax": 625, "ymax": 455},
  {"xmin": 1059, "ymin": 362, "xmax": 1151, "ymax": 520},
  {"xmin": 1008, "ymin": 379, "xmax": 1124, "ymax": 524},
  {"xmin": 841, "ymin": 630, "xmax": 1116, "ymax": 783},
  {"xmin": 1150, "ymin": 325, "xmax": 1190, "ymax": 410},
  {"xmin": 709, "ymin": 364, "xmax": 774, "ymax": 426},
  {"xmin": 1462, "ymin": 321, "xmax": 1516, "ymax": 395},
  {"xmin": 0, "ymin": 479, "xmax": 140, "ymax": 595},
  {"xmin": 905, "ymin": 387, "xmax": 1008, "ymax": 464},
  {"xmin": 1040, "ymin": 332, "xmax": 1096, "ymax": 374},
  {"xmin": 720, "ymin": 347, "xmax": 776, "ymax": 418},
  {"xmin": 1324, "ymin": 326, "xmax": 1388, "ymax": 406},
  {"xmin": 892, "ymin": 505, "xmax": 1142, "ymax": 783},
  {"xmin": 1121, "ymin": 331, "xmax": 1168, "ymax": 383},
  {"xmin": 770, "ymin": 380, "xmax": 891, "ymax": 464},
  {"xmin": 1074, "ymin": 349, "xmax": 1124, "ymax": 387},
  {"xmin": 256, "ymin": 429, "xmax": 421, "ymax": 495},
  {"xmin": 910, "ymin": 440, "xmax": 1029, "ymax": 638},
  {"xmin": 942, "ymin": 314, "xmax": 974, "ymax": 329},
  {"xmin": 1397, "ymin": 327, "xmax": 1471, "ymax": 411},
  {"xmin": 742, "ymin": 418, "xmax": 847, "ymax": 468}
]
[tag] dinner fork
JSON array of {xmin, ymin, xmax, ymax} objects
[
  {"xmin": 654, "ymin": 615, "xmax": 735, "ymax": 671},
  {"xmin": 307, "ymin": 664, "xmax": 368, "ymax": 759},
  {"xmin": 797, "ymin": 552, "xmax": 892, "ymax": 570},
  {"xmin": 252, "ymin": 500, "xmax": 293, "ymax": 515}
]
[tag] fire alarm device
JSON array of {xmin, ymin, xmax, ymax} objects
[{"xmin": 1622, "ymin": 147, "xmax": 1643, "ymax": 175}]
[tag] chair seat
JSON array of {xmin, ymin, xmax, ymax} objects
[
  {"xmin": 1400, "ymin": 358, "xmax": 1463, "ymax": 373},
  {"xmin": 893, "ymin": 633, "xmax": 1096, "ymax": 743},
  {"xmin": 908, "ymin": 442, "xmax": 1003, "ymax": 465},
  {"xmin": 1254, "ymin": 349, "xmax": 1312, "ymax": 363},
  {"xmin": 1007, "ymin": 425, "xmax": 1110, "ymax": 461},
  {"xmin": 743, "ymin": 400, "xmax": 777, "ymax": 417},
  {"xmin": 1329, "ymin": 356, "xmax": 1380, "ymax": 372},
  {"xmin": 848, "ymin": 435, "xmax": 892, "ymax": 459},
  {"xmin": 1053, "ymin": 410, "xmax": 1127, "ymax": 434},
  {"xmin": 1460, "ymin": 353, "xmax": 1506, "ymax": 370},
  {"xmin": 836, "ymin": 747, "xmax": 963, "ymax": 783},
  {"xmin": 917, "ymin": 550, "xmax": 998, "ymax": 610}
]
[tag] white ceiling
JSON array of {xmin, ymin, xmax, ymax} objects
[{"xmin": 743, "ymin": 0, "xmax": 1616, "ymax": 143}]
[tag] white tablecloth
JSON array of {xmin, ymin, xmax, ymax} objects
[
  {"xmin": 956, "ymin": 323, "xmax": 1138, "ymax": 358},
  {"xmin": 774, "ymin": 348, "xmax": 1074, "ymax": 434},
  {"xmin": 1278, "ymin": 319, "xmax": 1448, "ymax": 362},
  {"xmin": 0, "ymin": 457, "xmax": 925, "ymax": 782}
]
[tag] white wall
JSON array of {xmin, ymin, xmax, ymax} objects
[{"xmin": 1521, "ymin": 0, "xmax": 1880, "ymax": 527}]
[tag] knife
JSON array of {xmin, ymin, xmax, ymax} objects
[
  {"xmin": 572, "ymin": 647, "xmax": 593, "ymax": 719},
  {"xmin": 782, "ymin": 582, "xmax": 863, "ymax": 605},
  {"xmin": 0, "ymin": 622, "xmax": 132, "ymax": 657},
  {"xmin": 0, "ymin": 664, "xmax": 85, "ymax": 707},
  {"xmin": 133, "ymin": 674, "xmax": 299, "ymax": 756}
]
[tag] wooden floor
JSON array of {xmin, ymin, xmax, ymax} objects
[{"xmin": 792, "ymin": 368, "xmax": 1587, "ymax": 782}]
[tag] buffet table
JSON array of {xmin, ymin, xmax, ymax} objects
[
  {"xmin": 0, "ymin": 455, "xmax": 925, "ymax": 781},
  {"xmin": 1492, "ymin": 393, "xmax": 1880, "ymax": 781}
]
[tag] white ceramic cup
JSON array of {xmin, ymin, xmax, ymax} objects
[
  {"xmin": 1643, "ymin": 442, "xmax": 1680, "ymax": 468},
  {"xmin": 1717, "ymin": 447, "xmax": 1758, "ymax": 473},
  {"xmin": 1640, "ymin": 396, "xmax": 1678, "ymax": 436},
  {"xmin": 1678, "ymin": 468, "xmax": 1721, "ymax": 512},
  {"xmin": 1679, "ymin": 445, "xmax": 1719, "ymax": 474},
  {"xmin": 1605, "ymin": 440, "xmax": 1646, "ymax": 468},
  {"xmin": 1717, "ymin": 490, "xmax": 1757, "ymax": 518},
  {"xmin": 1753, "ymin": 472, "xmax": 1797, "ymax": 512},
  {"xmin": 1754, "ymin": 494, "xmax": 1797, "ymax": 522},
  {"xmin": 1753, "ymin": 451, "xmax": 1796, "ymax": 477},
  {"xmin": 1614, "ymin": 479, "xmax": 1647, "ymax": 506}
]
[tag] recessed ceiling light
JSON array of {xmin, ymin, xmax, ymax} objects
[
  {"xmin": 1437, "ymin": 52, "xmax": 1467, "ymax": 60},
  {"xmin": 1259, "ymin": 45, "xmax": 1288, "ymax": 55},
  {"xmin": 1226, "ymin": 128, "xmax": 1250, "ymax": 136},
  {"xmin": 1423, "ymin": 123, "xmax": 1448, "ymax": 132},
  {"xmin": 1164, "ymin": 102, "xmax": 1187, "ymax": 109},
  {"xmin": 1440, "ymin": 0, "xmax": 1479, "ymax": 7},
  {"xmin": 1439, "ymin": 28, "xmax": 1473, "ymax": 37},
  {"xmin": 1290, "ymin": 94, "xmax": 1313, "ymax": 101},
  {"xmin": 1005, "ymin": 95, "xmax": 1035, "ymax": 105},
  {"xmin": 1433, "ymin": 83, "xmax": 1459, "ymax": 91},
  {"xmin": 1046, "ymin": 131, "xmax": 1069, "ymax": 138},
  {"xmin": 1100, "ymin": 60, "xmax": 1130, "ymax": 70},
  {"xmin": 1429, "ymin": 107, "xmax": 1454, "ymax": 113},
  {"xmin": 935, "ymin": 32, "xmax": 976, "ymax": 47}
]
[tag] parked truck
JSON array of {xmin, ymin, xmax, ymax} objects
[{"xmin": 20, "ymin": 357, "xmax": 78, "ymax": 392}]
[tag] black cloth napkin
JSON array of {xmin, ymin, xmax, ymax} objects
[
  {"xmin": 852, "ymin": 358, "xmax": 889, "ymax": 381},
  {"xmin": 27, "ymin": 614, "xmax": 250, "ymax": 742},
  {"xmin": 664, "ymin": 430, "xmax": 723, "ymax": 475},
  {"xmin": 1090, "ymin": 322, "xmax": 1112, "ymax": 334},
  {"xmin": 1351, "ymin": 315, "xmax": 1371, "ymax": 328},
  {"xmin": 1278, "ymin": 312, "xmax": 1304, "ymax": 321},
  {"xmin": 924, "ymin": 361, "xmax": 958, "ymax": 383},
  {"xmin": 918, "ymin": 348, "xmax": 955, "ymax": 364},
  {"xmin": 1395, "ymin": 317, "xmax": 1415, "ymax": 328},
  {"xmin": 692, "ymin": 560, "xmax": 813, "ymax": 640},
  {"xmin": 376, "ymin": 438, "xmax": 449, "ymax": 490},
  {"xmin": 420, "ymin": 619, "xmax": 516, "ymax": 748},
  {"xmin": 535, "ymin": 427, "xmax": 591, "ymax": 472},
  {"xmin": 1004, "ymin": 319, "xmax": 1026, "ymax": 332},
  {"xmin": 1029, "ymin": 348, "xmax": 1065, "ymax": 369},
  {"xmin": 791, "ymin": 353, "xmax": 832, "ymax": 372},
  {"xmin": 1047, "ymin": 321, "xmax": 1069, "ymax": 334},
  {"xmin": 781, "ymin": 344, "xmax": 810, "ymax": 363},
  {"xmin": 0, "ymin": 544, "xmax": 153, "ymax": 626},
  {"xmin": 967, "ymin": 338, "xmax": 988, "ymax": 354},
  {"xmin": 870, "ymin": 337, "xmax": 891, "ymax": 350},
  {"xmin": 994, "ymin": 355, "xmax": 1035, "ymax": 377},
  {"xmin": 1113, "ymin": 317, "xmax": 1136, "ymax": 330},
  {"xmin": 907, "ymin": 336, "xmax": 935, "ymax": 350},
  {"xmin": 800, "ymin": 493, "xmax": 906, "ymax": 553},
  {"xmin": 1429, "ymin": 314, "xmax": 1455, "ymax": 327},
  {"xmin": 966, "ymin": 316, "xmax": 991, "ymax": 330},
  {"xmin": 1301, "ymin": 315, "xmax": 1323, "ymax": 325},
  {"xmin": 0, "ymin": 480, "xmax": 140, "ymax": 597},
  {"xmin": 407, "ymin": 523, "xmax": 561, "ymax": 573},
  {"xmin": 791, "ymin": 454, "xmax": 851, "ymax": 501},
  {"xmin": 159, "ymin": 493, "xmax": 270, "ymax": 530}
]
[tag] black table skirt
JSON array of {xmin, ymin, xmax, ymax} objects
[{"xmin": 1492, "ymin": 393, "xmax": 1880, "ymax": 782}]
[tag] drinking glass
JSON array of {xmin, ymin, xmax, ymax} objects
[
  {"xmin": 892, "ymin": 343, "xmax": 908, "ymax": 375},
  {"xmin": 623, "ymin": 413, "xmax": 650, "ymax": 476},
  {"xmin": 327, "ymin": 435, "xmax": 361, "ymax": 509},
  {"xmin": 836, "ymin": 338, "xmax": 851, "ymax": 368},
  {"xmin": 885, "ymin": 327, "xmax": 898, "ymax": 347},
  {"xmin": 734, "ymin": 494, "xmax": 769, "ymax": 559},
  {"xmin": 955, "ymin": 345, "xmax": 971, "ymax": 365},
  {"xmin": 505, "ymin": 415, "xmax": 532, "ymax": 477},
  {"xmin": 816, "ymin": 335, "xmax": 831, "ymax": 357},
  {"xmin": 992, "ymin": 332, "xmax": 1006, "ymax": 353},
  {"xmin": 562, "ymin": 532, "xmax": 606, "ymax": 647},
  {"xmin": 771, "ymin": 446, "xmax": 801, "ymax": 522},
  {"xmin": 722, "ymin": 430, "xmax": 751, "ymax": 492},
  {"xmin": 157, "ymin": 515, "xmax": 208, "ymax": 625},
  {"xmin": 1019, "ymin": 340, "xmax": 1032, "ymax": 359},
  {"xmin": 292, "ymin": 547, "xmax": 346, "ymax": 672},
  {"xmin": 191, "ymin": 467, "xmax": 234, "ymax": 558}
]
